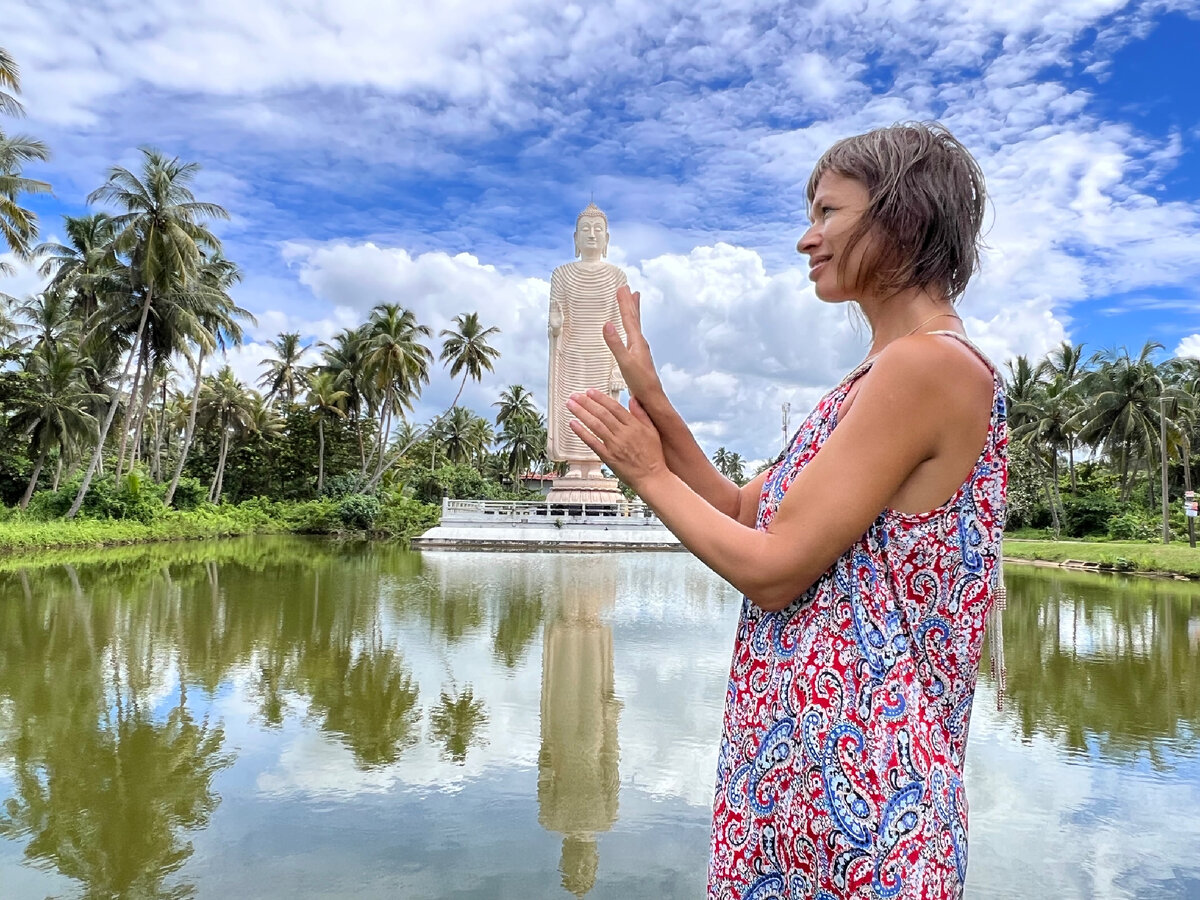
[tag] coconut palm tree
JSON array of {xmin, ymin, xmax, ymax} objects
[
  {"xmin": 0, "ymin": 47, "xmax": 25, "ymax": 117},
  {"xmin": 438, "ymin": 312, "xmax": 500, "ymax": 409},
  {"xmin": 35, "ymin": 213, "xmax": 120, "ymax": 322},
  {"xmin": 493, "ymin": 384, "xmax": 538, "ymax": 428},
  {"xmin": 1037, "ymin": 341, "xmax": 1087, "ymax": 492},
  {"xmin": 0, "ymin": 132, "xmax": 51, "ymax": 267},
  {"xmin": 13, "ymin": 345, "xmax": 102, "ymax": 508},
  {"xmin": 363, "ymin": 304, "xmax": 432, "ymax": 479},
  {"xmin": 164, "ymin": 252, "xmax": 249, "ymax": 505},
  {"xmin": 319, "ymin": 326, "xmax": 373, "ymax": 475},
  {"xmin": 432, "ymin": 406, "xmax": 481, "ymax": 466},
  {"xmin": 198, "ymin": 366, "xmax": 256, "ymax": 503},
  {"xmin": 306, "ymin": 371, "xmax": 348, "ymax": 493},
  {"xmin": 1072, "ymin": 342, "xmax": 1179, "ymax": 503},
  {"xmin": 499, "ymin": 414, "xmax": 547, "ymax": 481},
  {"xmin": 258, "ymin": 331, "xmax": 311, "ymax": 407},
  {"xmin": 67, "ymin": 148, "xmax": 228, "ymax": 517},
  {"xmin": 1012, "ymin": 376, "xmax": 1075, "ymax": 538}
]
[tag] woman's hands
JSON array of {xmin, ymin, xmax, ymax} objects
[
  {"xmin": 605, "ymin": 285, "xmax": 663, "ymax": 402},
  {"xmin": 567, "ymin": 390, "xmax": 667, "ymax": 493}
]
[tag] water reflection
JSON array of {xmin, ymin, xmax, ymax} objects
[
  {"xmin": 988, "ymin": 567, "xmax": 1200, "ymax": 760},
  {"xmin": 1, "ymin": 540, "xmax": 1198, "ymax": 898},
  {"xmin": 538, "ymin": 557, "xmax": 621, "ymax": 897}
]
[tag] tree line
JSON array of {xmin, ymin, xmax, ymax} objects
[{"xmin": 2, "ymin": 45, "xmax": 1198, "ymax": 536}]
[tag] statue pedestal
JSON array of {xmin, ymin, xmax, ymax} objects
[{"xmin": 546, "ymin": 476, "xmax": 625, "ymax": 505}]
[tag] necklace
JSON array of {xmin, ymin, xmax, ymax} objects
[
  {"xmin": 858, "ymin": 312, "xmax": 963, "ymax": 369},
  {"xmin": 904, "ymin": 311, "xmax": 961, "ymax": 336}
]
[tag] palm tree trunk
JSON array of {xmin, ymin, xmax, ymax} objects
[
  {"xmin": 68, "ymin": 287, "xmax": 155, "ymax": 519},
  {"xmin": 210, "ymin": 430, "xmax": 229, "ymax": 503},
  {"xmin": 52, "ymin": 455, "xmax": 62, "ymax": 491},
  {"xmin": 317, "ymin": 417, "xmax": 326, "ymax": 493},
  {"xmin": 165, "ymin": 349, "xmax": 205, "ymax": 507},
  {"xmin": 19, "ymin": 448, "xmax": 48, "ymax": 509},
  {"xmin": 129, "ymin": 363, "xmax": 157, "ymax": 472},
  {"xmin": 114, "ymin": 343, "xmax": 147, "ymax": 481},
  {"xmin": 1068, "ymin": 439, "xmax": 1076, "ymax": 494}
]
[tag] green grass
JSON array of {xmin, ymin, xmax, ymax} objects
[
  {"xmin": 0, "ymin": 507, "xmax": 280, "ymax": 553},
  {"xmin": 0, "ymin": 496, "xmax": 439, "ymax": 556},
  {"xmin": 1005, "ymin": 538, "xmax": 1200, "ymax": 578}
]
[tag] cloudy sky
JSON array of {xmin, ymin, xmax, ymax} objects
[{"xmin": 4, "ymin": 0, "xmax": 1199, "ymax": 461}]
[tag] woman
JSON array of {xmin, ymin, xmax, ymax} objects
[{"xmin": 567, "ymin": 122, "xmax": 1007, "ymax": 899}]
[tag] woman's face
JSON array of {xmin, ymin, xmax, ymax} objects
[{"xmin": 797, "ymin": 172, "xmax": 875, "ymax": 302}]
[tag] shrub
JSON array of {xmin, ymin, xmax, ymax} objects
[
  {"xmin": 1106, "ymin": 511, "xmax": 1157, "ymax": 542},
  {"xmin": 375, "ymin": 496, "xmax": 440, "ymax": 539},
  {"xmin": 321, "ymin": 473, "xmax": 365, "ymax": 500},
  {"xmin": 170, "ymin": 476, "xmax": 209, "ymax": 511},
  {"xmin": 1062, "ymin": 493, "xmax": 1119, "ymax": 538},
  {"xmin": 338, "ymin": 493, "xmax": 381, "ymax": 530}
]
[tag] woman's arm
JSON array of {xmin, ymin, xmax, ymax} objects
[
  {"xmin": 568, "ymin": 337, "xmax": 980, "ymax": 610},
  {"xmin": 604, "ymin": 285, "xmax": 762, "ymax": 523}
]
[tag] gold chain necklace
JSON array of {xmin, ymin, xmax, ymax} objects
[{"xmin": 904, "ymin": 311, "xmax": 961, "ymax": 336}]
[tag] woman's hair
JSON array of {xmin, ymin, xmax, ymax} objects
[{"xmin": 806, "ymin": 122, "xmax": 986, "ymax": 302}]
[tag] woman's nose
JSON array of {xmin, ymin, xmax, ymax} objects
[{"xmin": 797, "ymin": 226, "xmax": 818, "ymax": 255}]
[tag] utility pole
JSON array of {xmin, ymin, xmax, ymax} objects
[
  {"xmin": 1160, "ymin": 396, "xmax": 1170, "ymax": 544},
  {"xmin": 781, "ymin": 402, "xmax": 791, "ymax": 453},
  {"xmin": 1184, "ymin": 437, "xmax": 1196, "ymax": 549}
]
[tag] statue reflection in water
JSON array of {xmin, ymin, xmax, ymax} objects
[{"xmin": 538, "ymin": 556, "xmax": 621, "ymax": 897}]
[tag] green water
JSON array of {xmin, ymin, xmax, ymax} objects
[{"xmin": 0, "ymin": 537, "xmax": 1197, "ymax": 898}]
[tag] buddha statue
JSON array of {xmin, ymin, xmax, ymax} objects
[{"xmin": 546, "ymin": 203, "xmax": 628, "ymax": 484}]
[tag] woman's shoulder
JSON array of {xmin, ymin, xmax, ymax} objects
[
  {"xmin": 871, "ymin": 331, "xmax": 995, "ymax": 389},
  {"xmin": 853, "ymin": 332, "xmax": 995, "ymax": 434}
]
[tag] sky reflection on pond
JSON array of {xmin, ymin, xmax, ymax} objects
[{"xmin": 0, "ymin": 538, "xmax": 1197, "ymax": 898}]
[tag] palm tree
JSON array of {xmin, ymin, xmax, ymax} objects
[
  {"xmin": 198, "ymin": 366, "xmax": 256, "ymax": 503},
  {"xmin": 13, "ymin": 291, "xmax": 77, "ymax": 355},
  {"xmin": 164, "ymin": 252, "xmax": 249, "ymax": 505},
  {"xmin": 0, "ymin": 132, "xmax": 51, "ymax": 267},
  {"xmin": 67, "ymin": 148, "xmax": 228, "ymax": 517},
  {"xmin": 12, "ymin": 345, "xmax": 101, "ymax": 508},
  {"xmin": 433, "ymin": 406, "xmax": 481, "ymax": 466},
  {"xmin": 363, "ymin": 304, "xmax": 432, "ymax": 479},
  {"xmin": 0, "ymin": 47, "xmax": 25, "ymax": 117},
  {"xmin": 319, "ymin": 326, "xmax": 373, "ymax": 475},
  {"xmin": 35, "ymin": 213, "xmax": 120, "ymax": 322},
  {"xmin": 1013, "ymin": 376, "xmax": 1074, "ymax": 538},
  {"xmin": 1037, "ymin": 341, "xmax": 1087, "ymax": 492},
  {"xmin": 499, "ymin": 414, "xmax": 547, "ymax": 481},
  {"xmin": 306, "ymin": 371, "xmax": 348, "ymax": 493},
  {"xmin": 438, "ymin": 312, "xmax": 501, "ymax": 409},
  {"xmin": 258, "ymin": 331, "xmax": 311, "ymax": 407},
  {"xmin": 1073, "ymin": 342, "xmax": 1177, "ymax": 503},
  {"xmin": 493, "ymin": 384, "xmax": 538, "ymax": 429}
]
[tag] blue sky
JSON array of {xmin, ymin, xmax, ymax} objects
[{"xmin": 3, "ymin": 0, "xmax": 1200, "ymax": 460}]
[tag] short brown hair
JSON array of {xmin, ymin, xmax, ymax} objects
[{"xmin": 806, "ymin": 122, "xmax": 986, "ymax": 302}]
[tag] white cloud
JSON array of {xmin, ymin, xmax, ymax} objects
[{"xmin": 1176, "ymin": 335, "xmax": 1200, "ymax": 360}]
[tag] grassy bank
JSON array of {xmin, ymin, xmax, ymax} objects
[
  {"xmin": 1005, "ymin": 538, "xmax": 1200, "ymax": 578},
  {"xmin": 0, "ymin": 496, "xmax": 439, "ymax": 555}
]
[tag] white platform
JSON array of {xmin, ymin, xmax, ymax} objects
[{"xmin": 410, "ymin": 498, "xmax": 684, "ymax": 552}]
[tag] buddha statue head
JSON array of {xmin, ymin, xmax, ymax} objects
[{"xmin": 573, "ymin": 202, "xmax": 609, "ymax": 261}]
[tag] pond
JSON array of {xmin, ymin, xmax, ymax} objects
[{"xmin": 0, "ymin": 537, "xmax": 1198, "ymax": 898}]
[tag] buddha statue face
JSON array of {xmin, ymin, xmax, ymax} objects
[{"xmin": 574, "ymin": 212, "xmax": 609, "ymax": 261}]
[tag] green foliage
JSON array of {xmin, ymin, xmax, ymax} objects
[
  {"xmin": 1062, "ymin": 492, "xmax": 1120, "ymax": 538},
  {"xmin": 375, "ymin": 495, "xmax": 441, "ymax": 539},
  {"xmin": 337, "ymin": 493, "xmax": 381, "ymax": 530},
  {"xmin": 1106, "ymin": 510, "xmax": 1158, "ymax": 542},
  {"xmin": 29, "ymin": 470, "xmax": 168, "ymax": 522},
  {"xmin": 170, "ymin": 476, "xmax": 208, "ymax": 511},
  {"xmin": 321, "ymin": 473, "xmax": 364, "ymax": 499},
  {"xmin": 1005, "ymin": 440, "xmax": 1046, "ymax": 530}
]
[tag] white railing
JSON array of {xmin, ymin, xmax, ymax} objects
[{"xmin": 441, "ymin": 497, "xmax": 658, "ymax": 520}]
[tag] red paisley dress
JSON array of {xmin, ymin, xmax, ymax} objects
[{"xmin": 709, "ymin": 333, "xmax": 1008, "ymax": 900}]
